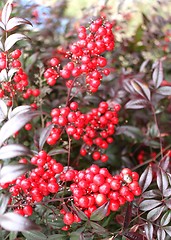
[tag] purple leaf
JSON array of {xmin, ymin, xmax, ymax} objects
[
  {"xmin": 0, "ymin": 110, "xmax": 39, "ymax": 146},
  {"xmin": 152, "ymin": 60, "xmax": 163, "ymax": 89},
  {"xmin": 1, "ymin": 2, "xmax": 12, "ymax": 25},
  {"xmin": 0, "ymin": 194, "xmax": 10, "ymax": 214},
  {"xmin": 140, "ymin": 59, "xmax": 149, "ymax": 72},
  {"xmin": 0, "ymin": 144, "xmax": 32, "ymax": 159},
  {"xmin": 157, "ymin": 168, "xmax": 169, "ymax": 193},
  {"xmin": 4, "ymin": 33, "xmax": 28, "ymax": 51},
  {"xmin": 124, "ymin": 231, "xmax": 144, "ymax": 240},
  {"xmin": 159, "ymin": 156, "xmax": 170, "ymax": 171},
  {"xmin": 125, "ymin": 99, "xmax": 148, "ymax": 109},
  {"xmin": 6, "ymin": 17, "xmax": 32, "ymax": 31},
  {"xmin": 131, "ymin": 80, "xmax": 146, "ymax": 99},
  {"xmin": 139, "ymin": 165, "xmax": 153, "ymax": 192},
  {"xmin": 144, "ymin": 222, "xmax": 153, "ymax": 240},
  {"xmin": 164, "ymin": 226, "xmax": 171, "ymax": 237},
  {"xmin": 163, "ymin": 188, "xmax": 171, "ymax": 198},
  {"xmin": 161, "ymin": 211, "xmax": 171, "ymax": 226},
  {"xmin": 165, "ymin": 199, "xmax": 171, "ymax": 209},
  {"xmin": 142, "ymin": 189, "xmax": 161, "ymax": 199},
  {"xmin": 0, "ymin": 100, "xmax": 8, "ymax": 123},
  {"xmin": 156, "ymin": 86, "xmax": 171, "ymax": 96},
  {"xmin": 135, "ymin": 80, "xmax": 151, "ymax": 100},
  {"xmin": 0, "ymin": 21, "xmax": 5, "ymax": 30},
  {"xmin": 39, "ymin": 124, "xmax": 54, "ymax": 150},
  {"xmin": 116, "ymin": 125, "xmax": 143, "ymax": 139},
  {"xmin": 90, "ymin": 202, "xmax": 109, "ymax": 221},
  {"xmin": 8, "ymin": 105, "xmax": 31, "ymax": 119},
  {"xmin": 133, "ymin": 80, "xmax": 151, "ymax": 101},
  {"xmin": 0, "ymin": 212, "xmax": 41, "ymax": 231},
  {"xmin": 0, "ymin": 163, "xmax": 32, "ymax": 183},
  {"xmin": 48, "ymin": 148, "xmax": 68, "ymax": 156},
  {"xmin": 139, "ymin": 199, "xmax": 162, "ymax": 211},
  {"xmin": 147, "ymin": 205, "xmax": 165, "ymax": 221},
  {"xmin": 157, "ymin": 229, "xmax": 166, "ymax": 240},
  {"xmin": 0, "ymin": 39, "xmax": 4, "ymax": 51},
  {"xmin": 123, "ymin": 202, "xmax": 132, "ymax": 230}
]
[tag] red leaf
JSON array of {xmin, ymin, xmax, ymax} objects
[
  {"xmin": 6, "ymin": 17, "xmax": 32, "ymax": 31},
  {"xmin": 124, "ymin": 231, "xmax": 144, "ymax": 240}
]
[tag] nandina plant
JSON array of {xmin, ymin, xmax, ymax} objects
[{"xmin": 0, "ymin": 1, "xmax": 171, "ymax": 240}]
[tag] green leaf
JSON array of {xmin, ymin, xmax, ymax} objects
[
  {"xmin": 139, "ymin": 199, "xmax": 162, "ymax": 211},
  {"xmin": 71, "ymin": 202, "xmax": 88, "ymax": 221},
  {"xmin": 90, "ymin": 221, "xmax": 107, "ymax": 235},
  {"xmin": 47, "ymin": 234, "xmax": 67, "ymax": 240},
  {"xmin": 90, "ymin": 202, "xmax": 109, "ymax": 221},
  {"xmin": 161, "ymin": 211, "xmax": 171, "ymax": 226},
  {"xmin": 22, "ymin": 231, "xmax": 47, "ymax": 240},
  {"xmin": 9, "ymin": 231, "xmax": 18, "ymax": 240},
  {"xmin": 139, "ymin": 165, "xmax": 153, "ymax": 192},
  {"xmin": 70, "ymin": 232, "xmax": 83, "ymax": 240}
]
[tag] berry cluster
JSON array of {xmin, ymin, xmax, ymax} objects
[
  {"xmin": 0, "ymin": 49, "xmax": 29, "ymax": 101},
  {"xmin": 1, "ymin": 148, "xmax": 141, "ymax": 221},
  {"xmin": 44, "ymin": 17, "xmax": 115, "ymax": 92},
  {"xmin": 47, "ymin": 101, "xmax": 120, "ymax": 162},
  {"xmin": 2, "ymin": 151, "xmax": 64, "ymax": 216},
  {"xmin": 60, "ymin": 165, "xmax": 141, "ymax": 222}
]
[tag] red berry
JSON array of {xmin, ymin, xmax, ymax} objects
[{"xmin": 63, "ymin": 212, "xmax": 74, "ymax": 225}]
